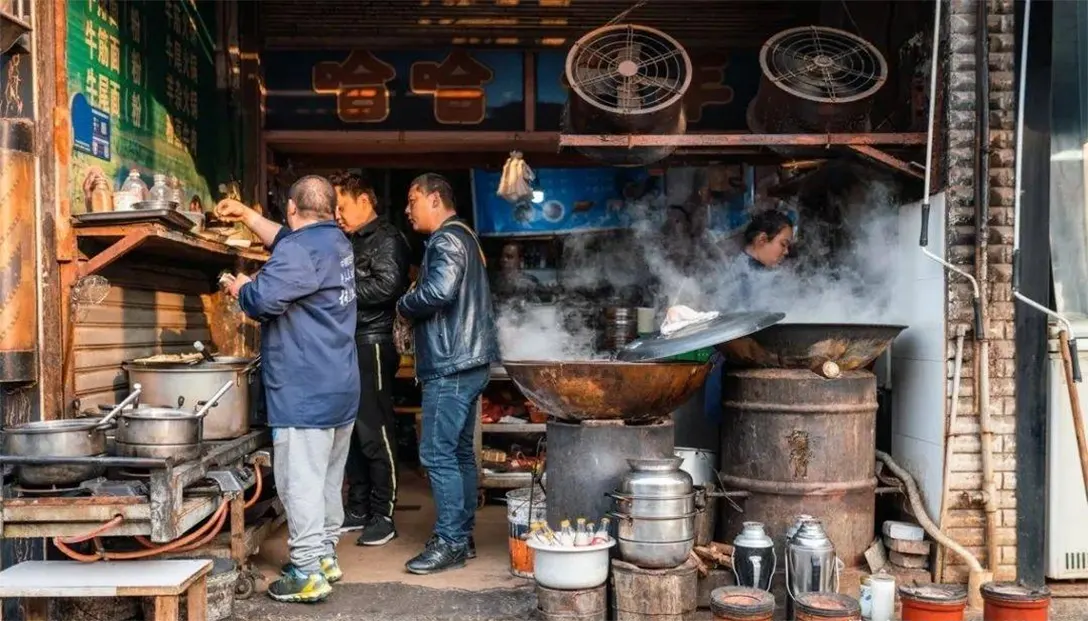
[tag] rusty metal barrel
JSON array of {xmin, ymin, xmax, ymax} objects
[
  {"xmin": 0, "ymin": 119, "xmax": 38, "ymax": 382},
  {"xmin": 718, "ymin": 368, "xmax": 877, "ymax": 566}
]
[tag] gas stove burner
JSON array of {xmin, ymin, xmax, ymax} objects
[{"xmin": 13, "ymin": 483, "xmax": 85, "ymax": 497}]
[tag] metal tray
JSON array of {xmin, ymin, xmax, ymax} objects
[{"xmin": 73, "ymin": 208, "xmax": 195, "ymax": 232}]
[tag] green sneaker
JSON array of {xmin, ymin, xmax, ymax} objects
[
  {"xmin": 320, "ymin": 555, "xmax": 343, "ymax": 584},
  {"xmin": 267, "ymin": 564, "xmax": 332, "ymax": 603},
  {"xmin": 281, "ymin": 559, "xmax": 342, "ymax": 585}
]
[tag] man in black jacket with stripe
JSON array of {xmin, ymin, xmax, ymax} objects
[{"xmin": 330, "ymin": 171, "xmax": 411, "ymax": 546}]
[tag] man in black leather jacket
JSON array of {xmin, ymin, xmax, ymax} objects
[
  {"xmin": 330, "ymin": 171, "xmax": 411, "ymax": 547},
  {"xmin": 397, "ymin": 173, "xmax": 500, "ymax": 575}
]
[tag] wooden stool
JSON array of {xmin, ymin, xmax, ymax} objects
[
  {"xmin": 537, "ymin": 583, "xmax": 607, "ymax": 621},
  {"xmin": 0, "ymin": 559, "xmax": 212, "ymax": 621},
  {"xmin": 611, "ymin": 557, "xmax": 698, "ymax": 621}
]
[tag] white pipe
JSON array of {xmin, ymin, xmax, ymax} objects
[
  {"xmin": 876, "ymin": 451, "xmax": 991, "ymax": 608},
  {"xmin": 919, "ymin": 0, "xmax": 982, "ymax": 310},
  {"xmin": 936, "ymin": 326, "xmax": 966, "ymax": 582}
]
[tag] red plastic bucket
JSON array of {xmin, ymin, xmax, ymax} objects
[
  {"xmin": 981, "ymin": 582, "xmax": 1051, "ymax": 621},
  {"xmin": 899, "ymin": 583, "xmax": 968, "ymax": 621}
]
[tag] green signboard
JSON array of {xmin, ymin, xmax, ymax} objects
[{"xmin": 66, "ymin": 0, "xmax": 223, "ymax": 213}]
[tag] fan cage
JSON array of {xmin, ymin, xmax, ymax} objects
[
  {"xmin": 759, "ymin": 26, "xmax": 887, "ymax": 104},
  {"xmin": 565, "ymin": 23, "xmax": 692, "ymax": 116}
]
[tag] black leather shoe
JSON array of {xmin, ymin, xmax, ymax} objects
[
  {"xmin": 425, "ymin": 534, "xmax": 476, "ymax": 559},
  {"xmin": 406, "ymin": 538, "xmax": 467, "ymax": 575}
]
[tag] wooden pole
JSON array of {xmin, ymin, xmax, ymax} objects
[{"xmin": 1058, "ymin": 329, "xmax": 1088, "ymax": 502}]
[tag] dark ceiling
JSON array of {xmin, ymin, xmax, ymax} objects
[{"xmin": 255, "ymin": 0, "xmax": 823, "ymax": 50}]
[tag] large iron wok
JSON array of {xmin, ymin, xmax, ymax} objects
[
  {"xmin": 717, "ymin": 323, "xmax": 906, "ymax": 371},
  {"xmin": 503, "ymin": 361, "xmax": 710, "ymax": 422}
]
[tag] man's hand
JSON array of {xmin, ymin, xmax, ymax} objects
[
  {"xmin": 227, "ymin": 273, "xmax": 252, "ymax": 298},
  {"xmin": 214, "ymin": 198, "xmax": 253, "ymax": 224}
]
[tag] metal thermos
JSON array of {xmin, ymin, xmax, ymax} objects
[
  {"xmin": 785, "ymin": 519, "xmax": 838, "ymax": 621},
  {"xmin": 731, "ymin": 521, "xmax": 775, "ymax": 591}
]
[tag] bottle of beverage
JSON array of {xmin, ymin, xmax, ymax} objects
[
  {"xmin": 591, "ymin": 517, "xmax": 612, "ymax": 544},
  {"xmin": 557, "ymin": 519, "xmax": 575, "ymax": 547},
  {"xmin": 149, "ymin": 173, "xmax": 170, "ymax": 203},
  {"xmin": 573, "ymin": 518, "xmax": 591, "ymax": 546},
  {"xmin": 89, "ymin": 176, "xmax": 112, "ymax": 213},
  {"xmin": 120, "ymin": 169, "xmax": 149, "ymax": 200},
  {"xmin": 168, "ymin": 175, "xmax": 184, "ymax": 206},
  {"xmin": 539, "ymin": 522, "xmax": 559, "ymax": 546}
]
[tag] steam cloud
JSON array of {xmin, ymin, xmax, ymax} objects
[{"xmin": 497, "ymin": 165, "xmax": 907, "ymax": 361}]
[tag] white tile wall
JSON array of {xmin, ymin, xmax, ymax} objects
[{"xmin": 890, "ymin": 193, "xmax": 948, "ymax": 519}]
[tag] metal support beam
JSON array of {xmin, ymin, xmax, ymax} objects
[
  {"xmin": 847, "ymin": 145, "xmax": 925, "ymax": 179},
  {"xmin": 559, "ymin": 132, "xmax": 927, "ymax": 148}
]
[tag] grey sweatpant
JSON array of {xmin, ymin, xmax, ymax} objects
[{"xmin": 272, "ymin": 424, "xmax": 354, "ymax": 573}]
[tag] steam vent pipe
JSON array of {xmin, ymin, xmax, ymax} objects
[{"xmin": 0, "ymin": 119, "xmax": 39, "ymax": 383}]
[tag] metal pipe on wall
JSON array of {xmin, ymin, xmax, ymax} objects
[{"xmin": 973, "ymin": 0, "xmax": 999, "ymax": 579}]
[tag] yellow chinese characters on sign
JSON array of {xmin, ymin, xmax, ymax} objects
[
  {"xmin": 683, "ymin": 53, "xmax": 736, "ymax": 124},
  {"xmin": 410, "ymin": 51, "xmax": 494, "ymax": 125},
  {"xmin": 312, "ymin": 51, "xmax": 396, "ymax": 123}
]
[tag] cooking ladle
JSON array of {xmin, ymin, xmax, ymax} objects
[
  {"xmin": 193, "ymin": 380, "xmax": 235, "ymax": 419},
  {"xmin": 96, "ymin": 384, "xmax": 143, "ymax": 429}
]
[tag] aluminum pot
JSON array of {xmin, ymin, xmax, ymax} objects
[
  {"xmin": 115, "ymin": 381, "xmax": 234, "ymax": 448},
  {"xmin": 123, "ymin": 356, "xmax": 255, "ymax": 440},
  {"xmin": 608, "ymin": 491, "xmax": 695, "ymax": 518},
  {"xmin": 615, "ymin": 538, "xmax": 694, "ymax": 570},
  {"xmin": 675, "ymin": 447, "xmax": 718, "ymax": 489},
  {"xmin": 620, "ymin": 457, "xmax": 693, "ymax": 496},
  {"xmin": 3, "ymin": 387, "xmax": 143, "ymax": 486},
  {"xmin": 611, "ymin": 511, "xmax": 697, "ymax": 543}
]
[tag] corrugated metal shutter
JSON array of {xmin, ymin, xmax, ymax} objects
[{"xmin": 73, "ymin": 285, "xmax": 214, "ymax": 409}]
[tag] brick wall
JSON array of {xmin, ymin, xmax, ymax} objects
[{"xmin": 940, "ymin": 0, "xmax": 1019, "ymax": 583}]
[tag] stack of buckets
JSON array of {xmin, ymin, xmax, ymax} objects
[{"xmin": 505, "ymin": 487, "xmax": 547, "ymax": 578}]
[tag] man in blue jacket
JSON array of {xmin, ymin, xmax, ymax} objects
[
  {"xmin": 217, "ymin": 175, "xmax": 360, "ymax": 603},
  {"xmin": 398, "ymin": 173, "xmax": 500, "ymax": 575}
]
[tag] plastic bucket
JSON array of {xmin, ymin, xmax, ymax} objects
[
  {"xmin": 506, "ymin": 487, "xmax": 546, "ymax": 578},
  {"xmin": 899, "ymin": 583, "xmax": 967, "ymax": 621},
  {"xmin": 981, "ymin": 582, "xmax": 1051, "ymax": 621}
]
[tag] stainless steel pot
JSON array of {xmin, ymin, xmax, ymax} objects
[
  {"xmin": 115, "ymin": 441, "xmax": 202, "ymax": 462},
  {"xmin": 675, "ymin": 447, "xmax": 718, "ymax": 489},
  {"xmin": 615, "ymin": 538, "xmax": 694, "ymax": 570},
  {"xmin": 114, "ymin": 381, "xmax": 234, "ymax": 448},
  {"xmin": 608, "ymin": 491, "xmax": 695, "ymax": 518},
  {"xmin": 612, "ymin": 511, "xmax": 697, "ymax": 542},
  {"xmin": 620, "ymin": 457, "xmax": 693, "ymax": 496},
  {"xmin": 3, "ymin": 387, "xmax": 143, "ymax": 486},
  {"xmin": 123, "ymin": 356, "xmax": 255, "ymax": 440}
]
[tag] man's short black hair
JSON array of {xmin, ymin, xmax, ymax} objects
[
  {"xmin": 744, "ymin": 209, "xmax": 792, "ymax": 245},
  {"xmin": 288, "ymin": 175, "xmax": 336, "ymax": 219},
  {"xmin": 410, "ymin": 173, "xmax": 456, "ymax": 211},
  {"xmin": 329, "ymin": 170, "xmax": 383, "ymax": 216}
]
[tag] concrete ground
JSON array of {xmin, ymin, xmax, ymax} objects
[{"xmin": 235, "ymin": 473, "xmax": 1088, "ymax": 620}]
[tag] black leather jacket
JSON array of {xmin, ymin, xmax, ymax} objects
[
  {"xmin": 396, "ymin": 217, "xmax": 500, "ymax": 381},
  {"xmin": 350, "ymin": 218, "xmax": 411, "ymax": 342}
]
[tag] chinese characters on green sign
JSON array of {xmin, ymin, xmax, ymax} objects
[{"xmin": 68, "ymin": 0, "xmax": 217, "ymax": 213}]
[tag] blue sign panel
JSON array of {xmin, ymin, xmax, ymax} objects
[
  {"xmin": 262, "ymin": 50, "xmax": 525, "ymax": 131},
  {"xmin": 71, "ymin": 92, "xmax": 112, "ymax": 161},
  {"xmin": 472, "ymin": 167, "xmax": 661, "ymax": 237}
]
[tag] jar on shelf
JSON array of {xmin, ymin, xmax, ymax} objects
[{"xmin": 149, "ymin": 174, "xmax": 170, "ymax": 203}]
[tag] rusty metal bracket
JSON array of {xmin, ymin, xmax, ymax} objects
[
  {"xmin": 247, "ymin": 450, "xmax": 271, "ymax": 469},
  {"xmin": 78, "ymin": 229, "xmax": 151, "ymax": 277},
  {"xmin": 846, "ymin": 145, "xmax": 924, "ymax": 179},
  {"xmin": 204, "ymin": 469, "xmax": 245, "ymax": 497},
  {"xmin": 0, "ymin": 10, "xmax": 32, "ymax": 56}
]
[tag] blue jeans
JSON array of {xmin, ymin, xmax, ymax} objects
[{"xmin": 419, "ymin": 364, "xmax": 490, "ymax": 546}]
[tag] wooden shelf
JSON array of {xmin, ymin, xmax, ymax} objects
[
  {"xmin": 74, "ymin": 222, "xmax": 268, "ymax": 277},
  {"xmin": 396, "ymin": 363, "xmax": 510, "ymax": 381}
]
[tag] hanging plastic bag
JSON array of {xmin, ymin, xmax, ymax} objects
[{"xmin": 497, "ymin": 150, "xmax": 535, "ymax": 204}]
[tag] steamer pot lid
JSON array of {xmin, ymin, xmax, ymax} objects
[
  {"xmin": 980, "ymin": 581, "xmax": 1052, "ymax": 601},
  {"xmin": 898, "ymin": 583, "xmax": 967, "ymax": 603},
  {"xmin": 710, "ymin": 586, "xmax": 775, "ymax": 616},
  {"xmin": 615, "ymin": 311, "xmax": 784, "ymax": 362}
]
